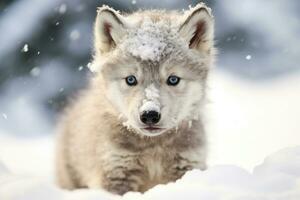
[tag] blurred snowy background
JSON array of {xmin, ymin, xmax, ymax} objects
[{"xmin": 0, "ymin": 0, "xmax": 300, "ymax": 198}]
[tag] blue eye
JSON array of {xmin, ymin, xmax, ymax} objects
[
  {"xmin": 125, "ymin": 75, "xmax": 138, "ymax": 86},
  {"xmin": 167, "ymin": 75, "xmax": 180, "ymax": 86}
]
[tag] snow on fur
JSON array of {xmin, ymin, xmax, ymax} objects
[
  {"xmin": 121, "ymin": 2, "xmax": 214, "ymax": 63},
  {"xmin": 140, "ymin": 84, "xmax": 160, "ymax": 113},
  {"xmin": 1, "ymin": 146, "xmax": 300, "ymax": 199},
  {"xmin": 121, "ymin": 17, "xmax": 181, "ymax": 62}
]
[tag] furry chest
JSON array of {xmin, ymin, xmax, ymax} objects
[{"xmin": 142, "ymin": 148, "xmax": 168, "ymax": 181}]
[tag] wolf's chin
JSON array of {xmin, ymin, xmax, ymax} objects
[
  {"xmin": 127, "ymin": 123, "xmax": 166, "ymax": 137},
  {"xmin": 138, "ymin": 129, "xmax": 165, "ymax": 137}
]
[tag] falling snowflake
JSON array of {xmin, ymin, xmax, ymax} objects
[
  {"xmin": 132, "ymin": 0, "xmax": 137, "ymax": 5},
  {"xmin": 55, "ymin": 22, "xmax": 60, "ymax": 26},
  {"xmin": 22, "ymin": 44, "xmax": 29, "ymax": 52},
  {"xmin": 78, "ymin": 66, "xmax": 84, "ymax": 71},
  {"xmin": 246, "ymin": 55, "xmax": 252, "ymax": 60},
  {"xmin": 30, "ymin": 67, "xmax": 41, "ymax": 77},
  {"xmin": 2, "ymin": 113, "xmax": 7, "ymax": 120},
  {"xmin": 70, "ymin": 30, "xmax": 80, "ymax": 41},
  {"xmin": 86, "ymin": 62, "xmax": 92, "ymax": 68},
  {"xmin": 59, "ymin": 4, "xmax": 67, "ymax": 14}
]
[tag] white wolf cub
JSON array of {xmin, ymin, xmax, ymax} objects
[{"xmin": 56, "ymin": 3, "xmax": 215, "ymax": 195}]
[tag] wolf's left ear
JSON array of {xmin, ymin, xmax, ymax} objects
[
  {"xmin": 94, "ymin": 6, "xmax": 127, "ymax": 55},
  {"xmin": 179, "ymin": 4, "xmax": 214, "ymax": 54}
]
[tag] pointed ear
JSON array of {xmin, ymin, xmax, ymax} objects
[
  {"xmin": 179, "ymin": 4, "xmax": 214, "ymax": 54},
  {"xmin": 94, "ymin": 6, "xmax": 127, "ymax": 55}
]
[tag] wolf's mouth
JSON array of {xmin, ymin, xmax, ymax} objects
[
  {"xmin": 143, "ymin": 127, "xmax": 163, "ymax": 131},
  {"xmin": 141, "ymin": 126, "xmax": 165, "ymax": 135}
]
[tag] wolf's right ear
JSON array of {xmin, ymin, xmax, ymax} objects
[
  {"xmin": 179, "ymin": 4, "xmax": 214, "ymax": 54},
  {"xmin": 94, "ymin": 6, "xmax": 127, "ymax": 55}
]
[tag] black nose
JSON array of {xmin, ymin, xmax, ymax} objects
[{"xmin": 140, "ymin": 111, "xmax": 161, "ymax": 125}]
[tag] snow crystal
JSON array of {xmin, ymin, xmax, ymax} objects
[
  {"xmin": 30, "ymin": 67, "xmax": 41, "ymax": 77},
  {"xmin": 22, "ymin": 44, "xmax": 29, "ymax": 52},
  {"xmin": 140, "ymin": 101, "xmax": 160, "ymax": 113},
  {"xmin": 86, "ymin": 62, "xmax": 92, "ymax": 68},
  {"xmin": 122, "ymin": 121, "xmax": 131, "ymax": 129},
  {"xmin": 2, "ymin": 113, "xmax": 7, "ymax": 120},
  {"xmin": 78, "ymin": 66, "xmax": 84, "ymax": 71},
  {"xmin": 140, "ymin": 84, "xmax": 161, "ymax": 113},
  {"xmin": 246, "ymin": 55, "xmax": 252, "ymax": 60},
  {"xmin": 145, "ymin": 84, "xmax": 160, "ymax": 100},
  {"xmin": 55, "ymin": 21, "xmax": 60, "ymax": 26},
  {"xmin": 37, "ymin": 51, "xmax": 41, "ymax": 55},
  {"xmin": 76, "ymin": 4, "xmax": 85, "ymax": 12},
  {"xmin": 87, "ymin": 62, "xmax": 102, "ymax": 73},
  {"xmin": 70, "ymin": 30, "xmax": 81, "ymax": 41},
  {"xmin": 58, "ymin": 4, "xmax": 67, "ymax": 14},
  {"xmin": 188, "ymin": 2, "xmax": 213, "ymax": 17},
  {"xmin": 132, "ymin": 0, "xmax": 137, "ymax": 5}
]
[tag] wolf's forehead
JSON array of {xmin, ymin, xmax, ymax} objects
[{"xmin": 120, "ymin": 18, "xmax": 185, "ymax": 63}]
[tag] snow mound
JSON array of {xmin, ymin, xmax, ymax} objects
[{"xmin": 1, "ymin": 146, "xmax": 300, "ymax": 200}]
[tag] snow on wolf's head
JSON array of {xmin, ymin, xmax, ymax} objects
[{"xmin": 90, "ymin": 3, "xmax": 215, "ymax": 137}]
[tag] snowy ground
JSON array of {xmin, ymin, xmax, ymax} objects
[
  {"xmin": 206, "ymin": 70, "xmax": 300, "ymax": 171},
  {"xmin": 0, "ymin": 70, "xmax": 300, "ymax": 199},
  {"xmin": 1, "ymin": 146, "xmax": 300, "ymax": 200}
]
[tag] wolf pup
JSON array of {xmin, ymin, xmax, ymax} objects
[{"xmin": 56, "ymin": 3, "xmax": 215, "ymax": 195}]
